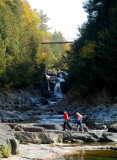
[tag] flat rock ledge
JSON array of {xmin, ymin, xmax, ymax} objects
[
  {"xmin": 1, "ymin": 123, "xmax": 117, "ymax": 160},
  {"xmin": 8, "ymin": 123, "xmax": 117, "ymax": 144}
]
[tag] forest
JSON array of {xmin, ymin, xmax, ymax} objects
[
  {"xmin": 0, "ymin": 0, "xmax": 117, "ymax": 96},
  {"xmin": 67, "ymin": 0, "xmax": 117, "ymax": 95},
  {"xmin": 0, "ymin": 0, "xmax": 68, "ymax": 90}
]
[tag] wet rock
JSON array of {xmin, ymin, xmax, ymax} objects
[
  {"xmin": 46, "ymin": 70, "xmax": 57, "ymax": 76},
  {"xmin": 108, "ymin": 123, "xmax": 117, "ymax": 132},
  {"xmin": 40, "ymin": 98, "xmax": 48, "ymax": 105},
  {"xmin": 61, "ymin": 82, "xmax": 70, "ymax": 94}
]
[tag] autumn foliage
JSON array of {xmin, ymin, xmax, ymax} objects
[{"xmin": 0, "ymin": 0, "xmax": 68, "ymax": 89}]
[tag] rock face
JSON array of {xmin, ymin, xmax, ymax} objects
[
  {"xmin": 0, "ymin": 123, "xmax": 19, "ymax": 155},
  {"xmin": 0, "ymin": 89, "xmax": 48, "ymax": 111},
  {"xmin": 108, "ymin": 123, "xmax": 117, "ymax": 132}
]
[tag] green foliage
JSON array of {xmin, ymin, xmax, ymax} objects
[
  {"xmin": 57, "ymin": 136, "xmax": 62, "ymax": 143},
  {"xmin": 67, "ymin": 0, "xmax": 117, "ymax": 95},
  {"xmin": 0, "ymin": 145, "xmax": 11, "ymax": 158},
  {"xmin": 0, "ymin": 0, "xmax": 70, "ymax": 90},
  {"xmin": 0, "ymin": 0, "xmax": 46, "ymax": 89}
]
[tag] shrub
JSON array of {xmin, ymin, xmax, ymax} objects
[{"xmin": 0, "ymin": 145, "xmax": 11, "ymax": 158}]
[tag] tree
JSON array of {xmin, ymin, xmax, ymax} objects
[
  {"xmin": 67, "ymin": 0, "xmax": 117, "ymax": 95},
  {"xmin": 0, "ymin": 0, "xmax": 46, "ymax": 89}
]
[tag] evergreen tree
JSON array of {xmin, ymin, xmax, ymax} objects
[{"xmin": 67, "ymin": 0, "xmax": 117, "ymax": 95}]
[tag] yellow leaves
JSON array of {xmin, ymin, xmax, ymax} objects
[
  {"xmin": 32, "ymin": 9, "xmax": 41, "ymax": 26},
  {"xmin": 22, "ymin": 1, "xmax": 41, "ymax": 28},
  {"xmin": 0, "ymin": 0, "xmax": 4, "ymax": 8},
  {"xmin": 79, "ymin": 40, "xmax": 97, "ymax": 58},
  {"xmin": 22, "ymin": 1, "xmax": 34, "ymax": 24}
]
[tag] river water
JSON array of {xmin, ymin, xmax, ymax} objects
[{"xmin": 56, "ymin": 150, "xmax": 117, "ymax": 160}]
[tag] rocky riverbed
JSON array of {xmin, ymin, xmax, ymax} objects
[
  {"xmin": 0, "ymin": 122, "xmax": 117, "ymax": 160},
  {"xmin": 0, "ymin": 71, "xmax": 117, "ymax": 159}
]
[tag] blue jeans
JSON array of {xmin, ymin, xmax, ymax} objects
[{"xmin": 77, "ymin": 120, "xmax": 82, "ymax": 128}]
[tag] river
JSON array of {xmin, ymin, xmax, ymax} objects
[{"xmin": 56, "ymin": 150, "xmax": 117, "ymax": 160}]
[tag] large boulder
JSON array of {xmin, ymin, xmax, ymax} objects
[
  {"xmin": 15, "ymin": 131, "xmax": 63, "ymax": 144},
  {"xmin": 0, "ymin": 123, "xmax": 19, "ymax": 155},
  {"xmin": 108, "ymin": 123, "xmax": 117, "ymax": 132},
  {"xmin": 101, "ymin": 132, "xmax": 117, "ymax": 142}
]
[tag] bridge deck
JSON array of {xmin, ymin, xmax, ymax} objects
[{"xmin": 41, "ymin": 41, "xmax": 74, "ymax": 44}]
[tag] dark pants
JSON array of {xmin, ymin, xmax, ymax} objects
[{"xmin": 64, "ymin": 120, "xmax": 72, "ymax": 130}]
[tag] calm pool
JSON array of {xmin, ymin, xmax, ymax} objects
[{"xmin": 56, "ymin": 150, "xmax": 117, "ymax": 160}]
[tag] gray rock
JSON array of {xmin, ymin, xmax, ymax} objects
[
  {"xmin": 108, "ymin": 123, "xmax": 117, "ymax": 132},
  {"xmin": 0, "ymin": 123, "xmax": 19, "ymax": 155},
  {"xmin": 71, "ymin": 123, "xmax": 88, "ymax": 132},
  {"xmin": 15, "ymin": 131, "xmax": 62, "ymax": 144},
  {"xmin": 99, "ymin": 125, "xmax": 107, "ymax": 130},
  {"xmin": 9, "ymin": 139, "xmax": 19, "ymax": 154},
  {"xmin": 101, "ymin": 132, "xmax": 117, "ymax": 142},
  {"xmin": 63, "ymin": 130, "xmax": 117, "ymax": 143},
  {"xmin": 22, "ymin": 126, "xmax": 45, "ymax": 132},
  {"xmin": 36, "ymin": 124, "xmax": 63, "ymax": 131}
]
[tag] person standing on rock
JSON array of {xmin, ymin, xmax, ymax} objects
[
  {"xmin": 76, "ymin": 112, "xmax": 84, "ymax": 132},
  {"xmin": 63, "ymin": 111, "xmax": 72, "ymax": 131}
]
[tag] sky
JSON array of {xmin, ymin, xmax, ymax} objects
[{"xmin": 27, "ymin": 0, "xmax": 87, "ymax": 41}]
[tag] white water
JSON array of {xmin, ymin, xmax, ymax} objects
[
  {"xmin": 47, "ymin": 81, "xmax": 51, "ymax": 91},
  {"xmin": 54, "ymin": 82, "xmax": 62, "ymax": 93}
]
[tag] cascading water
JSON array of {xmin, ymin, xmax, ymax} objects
[
  {"xmin": 47, "ymin": 81, "xmax": 51, "ymax": 92},
  {"xmin": 45, "ymin": 73, "xmax": 51, "ymax": 92},
  {"xmin": 54, "ymin": 81, "xmax": 62, "ymax": 93},
  {"xmin": 45, "ymin": 71, "xmax": 66, "ymax": 99}
]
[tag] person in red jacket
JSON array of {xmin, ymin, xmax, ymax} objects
[{"xmin": 63, "ymin": 111, "xmax": 72, "ymax": 131}]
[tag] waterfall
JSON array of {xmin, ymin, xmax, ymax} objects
[
  {"xmin": 54, "ymin": 82, "xmax": 62, "ymax": 93},
  {"xmin": 47, "ymin": 81, "xmax": 51, "ymax": 91},
  {"xmin": 45, "ymin": 72, "xmax": 64, "ymax": 98}
]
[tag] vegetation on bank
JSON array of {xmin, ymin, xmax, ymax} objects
[
  {"xmin": 0, "ymin": 0, "xmax": 69, "ymax": 90},
  {"xmin": 67, "ymin": 0, "xmax": 117, "ymax": 95},
  {"xmin": 0, "ymin": 145, "xmax": 11, "ymax": 158}
]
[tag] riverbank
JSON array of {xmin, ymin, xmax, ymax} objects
[
  {"xmin": 0, "ymin": 122, "xmax": 117, "ymax": 160},
  {"xmin": 2, "ymin": 143, "xmax": 117, "ymax": 160}
]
